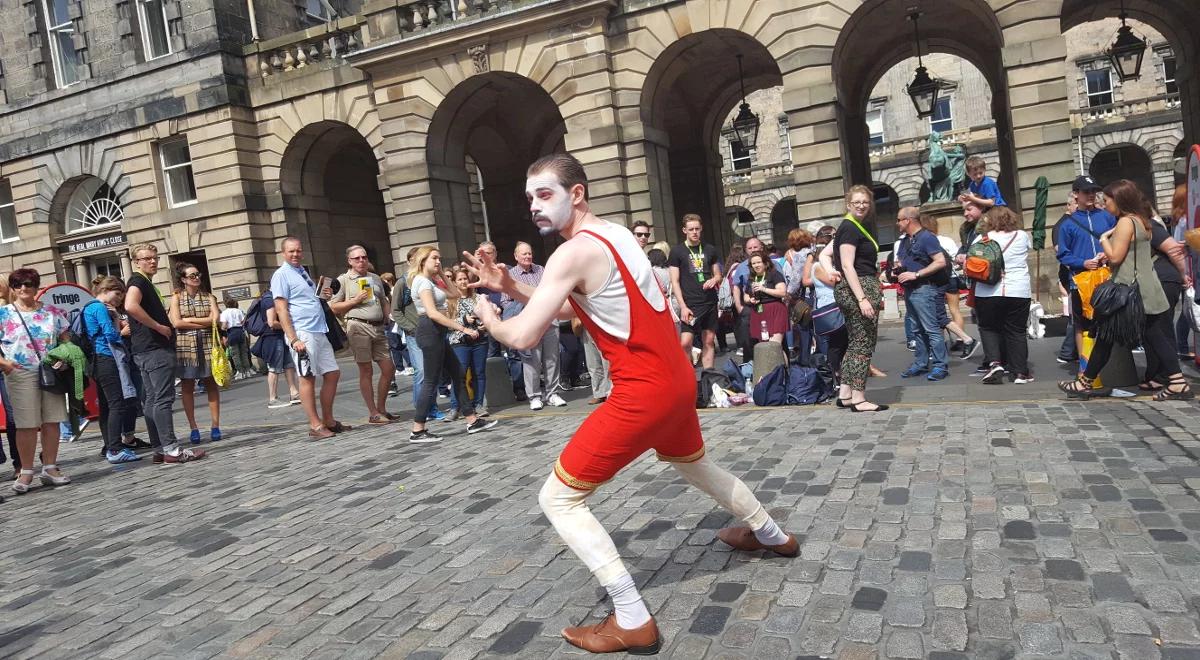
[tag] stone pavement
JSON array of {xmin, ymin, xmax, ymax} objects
[{"xmin": 3, "ymin": 378, "xmax": 1200, "ymax": 659}]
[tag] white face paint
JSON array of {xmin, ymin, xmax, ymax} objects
[{"xmin": 526, "ymin": 174, "xmax": 574, "ymax": 237}]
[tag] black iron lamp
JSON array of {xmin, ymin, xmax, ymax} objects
[
  {"xmin": 731, "ymin": 54, "xmax": 760, "ymax": 147},
  {"xmin": 1106, "ymin": 1, "xmax": 1148, "ymax": 82},
  {"xmin": 905, "ymin": 9, "xmax": 940, "ymax": 118}
]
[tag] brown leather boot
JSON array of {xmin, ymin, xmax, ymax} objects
[
  {"xmin": 717, "ymin": 526, "xmax": 800, "ymax": 557},
  {"xmin": 562, "ymin": 613, "xmax": 661, "ymax": 655}
]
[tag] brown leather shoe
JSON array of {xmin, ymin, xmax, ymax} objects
[
  {"xmin": 562, "ymin": 613, "xmax": 661, "ymax": 655},
  {"xmin": 717, "ymin": 527, "xmax": 800, "ymax": 557}
]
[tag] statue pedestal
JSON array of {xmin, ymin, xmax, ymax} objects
[{"xmin": 921, "ymin": 201, "xmax": 966, "ymax": 241}]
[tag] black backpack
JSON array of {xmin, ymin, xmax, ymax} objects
[
  {"xmin": 696, "ymin": 369, "xmax": 733, "ymax": 408},
  {"xmin": 244, "ymin": 291, "xmax": 271, "ymax": 336},
  {"xmin": 70, "ymin": 304, "xmax": 99, "ymax": 360}
]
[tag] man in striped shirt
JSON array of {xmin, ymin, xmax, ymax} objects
[{"xmin": 502, "ymin": 242, "xmax": 566, "ymax": 410}]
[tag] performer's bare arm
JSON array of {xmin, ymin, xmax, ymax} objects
[
  {"xmin": 473, "ymin": 239, "xmax": 606, "ymax": 351},
  {"xmin": 462, "ymin": 249, "xmax": 576, "ymax": 321}
]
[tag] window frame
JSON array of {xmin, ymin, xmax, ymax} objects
[
  {"xmin": 777, "ymin": 116, "xmax": 792, "ymax": 161},
  {"xmin": 41, "ymin": 0, "xmax": 80, "ymax": 89},
  {"xmin": 727, "ymin": 138, "xmax": 753, "ymax": 171},
  {"xmin": 929, "ymin": 97, "xmax": 953, "ymax": 134},
  {"xmin": 866, "ymin": 109, "xmax": 885, "ymax": 145},
  {"xmin": 306, "ymin": 0, "xmax": 330, "ymax": 22},
  {"xmin": 158, "ymin": 138, "xmax": 198, "ymax": 208},
  {"xmin": 1164, "ymin": 56, "xmax": 1177, "ymax": 95},
  {"xmin": 0, "ymin": 180, "xmax": 18, "ymax": 243},
  {"xmin": 136, "ymin": 0, "xmax": 173, "ymax": 61},
  {"xmin": 1085, "ymin": 68, "xmax": 1114, "ymax": 108}
]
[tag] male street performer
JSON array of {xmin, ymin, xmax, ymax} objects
[{"xmin": 466, "ymin": 153, "xmax": 798, "ymax": 655}]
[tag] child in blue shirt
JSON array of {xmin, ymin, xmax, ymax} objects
[{"xmin": 958, "ymin": 155, "xmax": 1007, "ymax": 208}]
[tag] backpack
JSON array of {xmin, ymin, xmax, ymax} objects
[
  {"xmin": 964, "ymin": 236, "xmax": 1008, "ymax": 285},
  {"xmin": 752, "ymin": 364, "xmax": 832, "ymax": 406},
  {"xmin": 70, "ymin": 305, "xmax": 97, "ymax": 360},
  {"xmin": 717, "ymin": 265, "xmax": 735, "ymax": 311},
  {"xmin": 244, "ymin": 291, "xmax": 271, "ymax": 336},
  {"xmin": 696, "ymin": 369, "xmax": 732, "ymax": 408},
  {"xmin": 723, "ymin": 357, "xmax": 747, "ymax": 394}
]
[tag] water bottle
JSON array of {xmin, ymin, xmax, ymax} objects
[
  {"xmin": 760, "ymin": 320, "xmax": 769, "ymax": 341},
  {"xmin": 296, "ymin": 350, "xmax": 312, "ymax": 378}
]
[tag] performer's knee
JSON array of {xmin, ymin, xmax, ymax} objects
[{"xmin": 538, "ymin": 472, "xmax": 588, "ymax": 517}]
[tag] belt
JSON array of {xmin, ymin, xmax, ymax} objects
[{"xmin": 348, "ymin": 318, "xmax": 385, "ymax": 326}]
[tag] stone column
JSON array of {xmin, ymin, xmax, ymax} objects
[{"xmin": 119, "ymin": 252, "xmax": 132, "ymax": 281}]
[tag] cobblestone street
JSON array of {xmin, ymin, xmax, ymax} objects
[{"xmin": 2, "ymin": 390, "xmax": 1200, "ymax": 659}]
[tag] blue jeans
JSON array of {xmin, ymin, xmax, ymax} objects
[
  {"xmin": 906, "ymin": 284, "xmax": 948, "ymax": 373},
  {"xmin": 449, "ymin": 342, "xmax": 488, "ymax": 410},
  {"xmin": 386, "ymin": 330, "xmax": 409, "ymax": 371},
  {"xmin": 407, "ymin": 338, "xmax": 425, "ymax": 409},
  {"xmin": 904, "ymin": 312, "xmax": 916, "ymax": 343}
]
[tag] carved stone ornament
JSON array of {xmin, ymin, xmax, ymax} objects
[{"xmin": 468, "ymin": 44, "xmax": 488, "ymax": 74}]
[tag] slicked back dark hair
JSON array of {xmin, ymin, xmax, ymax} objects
[{"xmin": 527, "ymin": 153, "xmax": 589, "ymax": 201}]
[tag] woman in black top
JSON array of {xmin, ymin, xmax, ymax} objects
[
  {"xmin": 825, "ymin": 184, "xmax": 888, "ymax": 412},
  {"xmin": 744, "ymin": 254, "xmax": 787, "ymax": 344},
  {"xmin": 1140, "ymin": 210, "xmax": 1191, "ymax": 391}
]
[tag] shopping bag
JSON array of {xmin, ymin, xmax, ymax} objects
[
  {"xmin": 211, "ymin": 321, "xmax": 233, "ymax": 387},
  {"xmin": 1072, "ymin": 267, "xmax": 1112, "ymax": 320}
]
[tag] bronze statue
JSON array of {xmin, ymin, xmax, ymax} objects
[{"xmin": 924, "ymin": 131, "xmax": 967, "ymax": 202}]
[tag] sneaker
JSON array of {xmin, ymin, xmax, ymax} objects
[
  {"xmin": 1055, "ymin": 357, "xmax": 1070, "ymax": 365},
  {"xmin": 409, "ymin": 429, "xmax": 442, "ymax": 443},
  {"xmin": 905, "ymin": 340, "xmax": 916, "ymax": 352},
  {"xmin": 959, "ymin": 338, "xmax": 980, "ymax": 359},
  {"xmin": 926, "ymin": 368, "xmax": 949, "ymax": 381},
  {"xmin": 106, "ymin": 449, "xmax": 141, "ymax": 464},
  {"xmin": 530, "ymin": 397, "xmax": 544, "ymax": 411},
  {"xmin": 546, "ymin": 394, "xmax": 567, "ymax": 407},
  {"xmin": 466, "ymin": 418, "xmax": 499, "ymax": 434},
  {"xmin": 900, "ymin": 366, "xmax": 928, "ymax": 379},
  {"xmin": 476, "ymin": 407, "xmax": 490, "ymax": 418},
  {"xmin": 446, "ymin": 410, "xmax": 461, "ymax": 422},
  {"xmin": 289, "ymin": 396, "xmax": 301, "ymax": 405},
  {"xmin": 267, "ymin": 398, "xmax": 290, "ymax": 409},
  {"xmin": 970, "ymin": 365, "xmax": 991, "ymax": 377},
  {"xmin": 430, "ymin": 408, "xmax": 448, "ymax": 422},
  {"xmin": 981, "ymin": 363, "xmax": 1006, "ymax": 385},
  {"xmin": 162, "ymin": 448, "xmax": 206, "ymax": 463},
  {"xmin": 189, "ymin": 429, "xmax": 202, "ymax": 445},
  {"xmin": 949, "ymin": 340, "xmax": 964, "ymax": 352},
  {"xmin": 1013, "ymin": 374, "xmax": 1035, "ymax": 384}
]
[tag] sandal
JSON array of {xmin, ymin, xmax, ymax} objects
[
  {"xmin": 367, "ymin": 415, "xmax": 391, "ymax": 425},
  {"xmin": 1057, "ymin": 375, "xmax": 1110, "ymax": 399},
  {"xmin": 1137, "ymin": 381, "xmax": 1163, "ymax": 392},
  {"xmin": 383, "ymin": 412, "xmax": 402, "ymax": 421},
  {"xmin": 1153, "ymin": 375, "xmax": 1194, "ymax": 402},
  {"xmin": 326, "ymin": 421, "xmax": 353, "ymax": 433}
]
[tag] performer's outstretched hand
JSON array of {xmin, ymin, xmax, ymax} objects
[
  {"xmin": 463, "ymin": 249, "xmax": 513, "ymax": 293},
  {"xmin": 474, "ymin": 294, "xmax": 500, "ymax": 328}
]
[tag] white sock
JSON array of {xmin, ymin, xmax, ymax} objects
[
  {"xmin": 752, "ymin": 516, "xmax": 790, "ymax": 546},
  {"xmin": 604, "ymin": 572, "xmax": 651, "ymax": 630}
]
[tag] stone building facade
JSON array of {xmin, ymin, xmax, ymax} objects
[{"xmin": 0, "ymin": 0, "xmax": 1197, "ymax": 302}]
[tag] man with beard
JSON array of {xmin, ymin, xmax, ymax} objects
[{"xmin": 465, "ymin": 153, "xmax": 797, "ymax": 655}]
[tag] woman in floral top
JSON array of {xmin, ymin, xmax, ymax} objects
[
  {"xmin": 0, "ymin": 268, "xmax": 72, "ymax": 493},
  {"xmin": 448, "ymin": 267, "xmax": 489, "ymax": 417},
  {"xmin": 168, "ymin": 262, "xmax": 222, "ymax": 444}
]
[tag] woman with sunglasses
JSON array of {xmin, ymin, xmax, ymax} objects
[
  {"xmin": 0, "ymin": 268, "xmax": 72, "ymax": 493},
  {"xmin": 168, "ymin": 263, "xmax": 223, "ymax": 443}
]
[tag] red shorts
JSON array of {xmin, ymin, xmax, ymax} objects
[{"xmin": 553, "ymin": 386, "xmax": 705, "ymax": 491}]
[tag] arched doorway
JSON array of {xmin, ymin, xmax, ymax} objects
[
  {"xmin": 641, "ymin": 29, "xmax": 783, "ymax": 253},
  {"xmin": 1060, "ymin": 0, "xmax": 1200, "ymax": 148},
  {"xmin": 769, "ymin": 197, "xmax": 798, "ymax": 249},
  {"xmin": 1089, "ymin": 144, "xmax": 1156, "ymax": 202},
  {"xmin": 49, "ymin": 175, "xmax": 133, "ymax": 284},
  {"xmin": 872, "ymin": 183, "xmax": 901, "ymax": 246},
  {"xmin": 832, "ymin": 0, "xmax": 1019, "ymax": 212},
  {"xmin": 425, "ymin": 72, "xmax": 566, "ymax": 260},
  {"xmin": 279, "ymin": 121, "xmax": 391, "ymax": 279}
]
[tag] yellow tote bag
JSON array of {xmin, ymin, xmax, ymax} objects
[
  {"xmin": 210, "ymin": 320, "xmax": 232, "ymax": 387},
  {"xmin": 1072, "ymin": 267, "xmax": 1112, "ymax": 320}
]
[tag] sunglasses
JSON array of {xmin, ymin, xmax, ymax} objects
[
  {"xmin": 10, "ymin": 281, "xmax": 37, "ymax": 290},
  {"xmin": 633, "ymin": 232, "xmax": 651, "ymax": 238},
  {"xmin": 183, "ymin": 272, "xmax": 202, "ymax": 280}
]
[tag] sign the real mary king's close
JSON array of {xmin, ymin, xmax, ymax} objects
[{"xmin": 61, "ymin": 233, "xmax": 128, "ymax": 255}]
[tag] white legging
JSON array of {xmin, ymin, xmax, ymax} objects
[{"xmin": 538, "ymin": 455, "xmax": 771, "ymax": 586}]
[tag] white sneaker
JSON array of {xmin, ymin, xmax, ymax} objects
[
  {"xmin": 529, "ymin": 397, "xmax": 544, "ymax": 411},
  {"xmin": 546, "ymin": 394, "xmax": 567, "ymax": 407},
  {"xmin": 400, "ymin": 367, "xmax": 415, "ymax": 376},
  {"xmin": 267, "ymin": 398, "xmax": 290, "ymax": 409}
]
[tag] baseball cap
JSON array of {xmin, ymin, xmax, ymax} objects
[{"xmin": 1072, "ymin": 175, "xmax": 1102, "ymax": 193}]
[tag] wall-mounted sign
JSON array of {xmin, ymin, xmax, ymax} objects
[
  {"xmin": 61, "ymin": 233, "xmax": 128, "ymax": 255},
  {"xmin": 222, "ymin": 286, "xmax": 253, "ymax": 301},
  {"xmin": 36, "ymin": 282, "xmax": 95, "ymax": 315}
]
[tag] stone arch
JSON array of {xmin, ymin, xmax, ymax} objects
[
  {"xmin": 638, "ymin": 27, "xmax": 783, "ymax": 253},
  {"xmin": 278, "ymin": 120, "xmax": 391, "ymax": 277},
  {"xmin": 1080, "ymin": 129, "xmax": 1158, "ymax": 165},
  {"xmin": 424, "ymin": 71, "xmax": 567, "ymax": 259},
  {"xmin": 31, "ymin": 140, "xmax": 127, "ymax": 231},
  {"xmin": 769, "ymin": 196, "xmax": 799, "ymax": 249},
  {"xmin": 1088, "ymin": 142, "xmax": 1156, "ymax": 202},
  {"xmin": 832, "ymin": 0, "xmax": 1019, "ymax": 211},
  {"xmin": 873, "ymin": 169, "xmax": 923, "ymax": 208},
  {"xmin": 871, "ymin": 182, "xmax": 901, "ymax": 245},
  {"xmin": 1060, "ymin": 0, "xmax": 1200, "ymax": 147}
]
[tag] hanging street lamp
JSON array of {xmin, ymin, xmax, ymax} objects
[
  {"xmin": 731, "ymin": 54, "xmax": 760, "ymax": 148},
  {"xmin": 905, "ymin": 9, "xmax": 940, "ymax": 118},
  {"xmin": 1106, "ymin": 1, "xmax": 1148, "ymax": 82}
]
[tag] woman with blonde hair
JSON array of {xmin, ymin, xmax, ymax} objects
[
  {"xmin": 821, "ymin": 185, "xmax": 889, "ymax": 412},
  {"xmin": 169, "ymin": 262, "xmax": 222, "ymax": 443}
]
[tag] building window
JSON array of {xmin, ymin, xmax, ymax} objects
[
  {"xmin": 159, "ymin": 139, "xmax": 197, "ymax": 207},
  {"xmin": 306, "ymin": 0, "xmax": 331, "ymax": 21},
  {"xmin": 42, "ymin": 0, "xmax": 80, "ymax": 88},
  {"xmin": 1164, "ymin": 57, "xmax": 1177, "ymax": 95},
  {"xmin": 929, "ymin": 97, "xmax": 952, "ymax": 133},
  {"xmin": 137, "ymin": 0, "xmax": 171, "ymax": 60},
  {"xmin": 727, "ymin": 139, "xmax": 753, "ymax": 171},
  {"xmin": 0, "ymin": 181, "xmax": 18, "ymax": 242},
  {"xmin": 778, "ymin": 117, "xmax": 791, "ymax": 161},
  {"xmin": 1085, "ymin": 69, "xmax": 1113, "ymax": 107},
  {"xmin": 65, "ymin": 179, "xmax": 123, "ymax": 233},
  {"xmin": 866, "ymin": 109, "xmax": 885, "ymax": 145}
]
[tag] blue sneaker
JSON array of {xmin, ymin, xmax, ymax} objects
[
  {"xmin": 429, "ymin": 408, "xmax": 446, "ymax": 422},
  {"xmin": 106, "ymin": 449, "xmax": 141, "ymax": 464},
  {"xmin": 210, "ymin": 427, "xmax": 222, "ymax": 442},
  {"xmin": 900, "ymin": 366, "xmax": 928, "ymax": 378},
  {"xmin": 927, "ymin": 368, "xmax": 949, "ymax": 381},
  {"xmin": 189, "ymin": 429, "xmax": 202, "ymax": 444}
]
